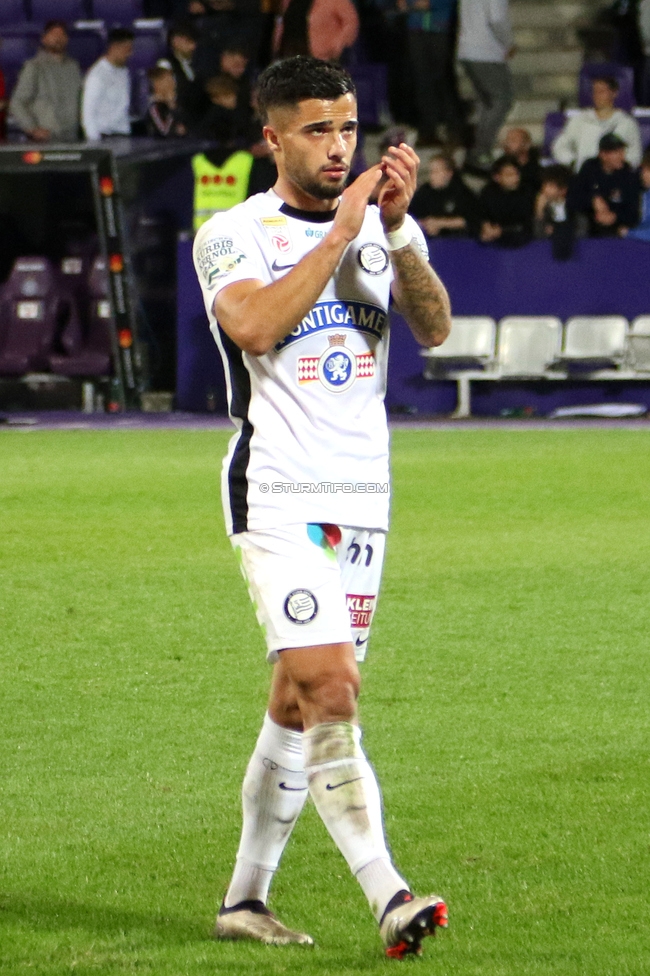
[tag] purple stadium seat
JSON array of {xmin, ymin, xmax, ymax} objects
[
  {"xmin": 66, "ymin": 25, "xmax": 106, "ymax": 70},
  {"xmin": 90, "ymin": 0, "xmax": 143, "ymax": 22},
  {"xmin": 579, "ymin": 62, "xmax": 635, "ymax": 110},
  {"xmin": 0, "ymin": 29, "xmax": 40, "ymax": 92},
  {"xmin": 349, "ymin": 63, "xmax": 388, "ymax": 127},
  {"xmin": 0, "ymin": 0, "xmax": 28, "ymax": 26},
  {"xmin": 29, "ymin": 0, "xmax": 89, "ymax": 22},
  {"xmin": 49, "ymin": 256, "xmax": 112, "ymax": 376},
  {"xmin": 0, "ymin": 257, "xmax": 77, "ymax": 375},
  {"xmin": 543, "ymin": 110, "xmax": 567, "ymax": 157}
]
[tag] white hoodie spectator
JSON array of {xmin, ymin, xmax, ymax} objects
[
  {"xmin": 82, "ymin": 28, "xmax": 134, "ymax": 141},
  {"xmin": 552, "ymin": 76, "xmax": 642, "ymax": 171}
]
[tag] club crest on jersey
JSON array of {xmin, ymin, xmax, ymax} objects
[
  {"xmin": 196, "ymin": 237, "xmax": 246, "ymax": 287},
  {"xmin": 297, "ymin": 334, "xmax": 375, "ymax": 392},
  {"xmin": 358, "ymin": 242, "xmax": 389, "ymax": 275}
]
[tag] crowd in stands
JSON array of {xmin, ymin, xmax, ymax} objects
[{"xmin": 1, "ymin": 0, "xmax": 650, "ymax": 246}]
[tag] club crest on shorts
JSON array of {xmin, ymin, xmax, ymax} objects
[
  {"xmin": 284, "ymin": 589, "xmax": 318, "ymax": 624},
  {"xmin": 358, "ymin": 243, "xmax": 389, "ymax": 275}
]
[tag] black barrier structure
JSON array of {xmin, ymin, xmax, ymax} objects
[{"xmin": 0, "ymin": 138, "xmax": 210, "ymax": 410}]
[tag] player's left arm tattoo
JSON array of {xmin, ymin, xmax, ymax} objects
[{"xmin": 390, "ymin": 244, "xmax": 451, "ymax": 347}]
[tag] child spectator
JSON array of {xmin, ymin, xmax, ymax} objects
[
  {"xmin": 501, "ymin": 126, "xmax": 541, "ymax": 191},
  {"xmin": 195, "ymin": 73, "xmax": 247, "ymax": 146},
  {"xmin": 568, "ymin": 133, "xmax": 640, "ymax": 237},
  {"xmin": 409, "ymin": 152, "xmax": 479, "ymax": 237},
  {"xmin": 479, "ymin": 155, "xmax": 534, "ymax": 247},
  {"xmin": 534, "ymin": 164, "xmax": 583, "ymax": 260},
  {"xmin": 145, "ymin": 64, "xmax": 187, "ymax": 137},
  {"xmin": 628, "ymin": 148, "xmax": 650, "ymax": 241}
]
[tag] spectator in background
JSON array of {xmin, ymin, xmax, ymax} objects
[
  {"xmin": 9, "ymin": 21, "xmax": 82, "ymax": 142},
  {"xmin": 82, "ymin": 28, "xmax": 134, "ymax": 141},
  {"xmin": 145, "ymin": 64, "xmax": 187, "ymax": 137},
  {"xmin": 168, "ymin": 21, "xmax": 209, "ymax": 130},
  {"xmin": 553, "ymin": 76, "xmax": 642, "ymax": 171},
  {"xmin": 500, "ymin": 126, "xmax": 541, "ymax": 191},
  {"xmin": 409, "ymin": 151, "xmax": 479, "ymax": 236},
  {"xmin": 639, "ymin": 0, "xmax": 650, "ymax": 104},
  {"xmin": 534, "ymin": 163, "xmax": 582, "ymax": 259},
  {"xmin": 628, "ymin": 147, "xmax": 650, "ymax": 240},
  {"xmin": 398, "ymin": 0, "xmax": 460, "ymax": 147},
  {"xmin": 479, "ymin": 154, "xmax": 534, "ymax": 247},
  {"xmin": 195, "ymin": 73, "xmax": 247, "ymax": 145},
  {"xmin": 219, "ymin": 45, "xmax": 254, "ymax": 125},
  {"xmin": 275, "ymin": 0, "xmax": 359, "ymax": 60},
  {"xmin": 568, "ymin": 133, "xmax": 640, "ymax": 237},
  {"xmin": 458, "ymin": 0, "xmax": 514, "ymax": 171},
  {"xmin": 0, "ymin": 41, "xmax": 6, "ymax": 142}
]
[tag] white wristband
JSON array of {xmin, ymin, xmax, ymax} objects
[{"xmin": 384, "ymin": 223, "xmax": 413, "ymax": 251}]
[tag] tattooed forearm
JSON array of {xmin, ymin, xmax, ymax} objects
[{"xmin": 390, "ymin": 243, "xmax": 451, "ymax": 347}]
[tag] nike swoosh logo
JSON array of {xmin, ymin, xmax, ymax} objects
[
  {"xmin": 355, "ymin": 636, "xmax": 368, "ymax": 646},
  {"xmin": 326, "ymin": 776, "xmax": 364, "ymax": 791},
  {"xmin": 279, "ymin": 782, "xmax": 308, "ymax": 791},
  {"xmin": 272, "ymin": 260, "xmax": 296, "ymax": 272}
]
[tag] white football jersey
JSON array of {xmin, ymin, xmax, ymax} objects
[{"xmin": 193, "ymin": 189, "xmax": 426, "ymax": 535}]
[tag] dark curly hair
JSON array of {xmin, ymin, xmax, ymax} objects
[{"xmin": 256, "ymin": 56, "xmax": 356, "ymax": 123}]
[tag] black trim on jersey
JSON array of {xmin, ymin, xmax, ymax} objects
[
  {"xmin": 279, "ymin": 202, "xmax": 337, "ymax": 223},
  {"xmin": 218, "ymin": 325, "xmax": 253, "ymax": 534}
]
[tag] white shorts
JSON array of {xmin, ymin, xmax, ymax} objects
[{"xmin": 232, "ymin": 522, "xmax": 386, "ymax": 663}]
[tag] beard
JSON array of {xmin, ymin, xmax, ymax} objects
[{"xmin": 287, "ymin": 158, "xmax": 349, "ymax": 200}]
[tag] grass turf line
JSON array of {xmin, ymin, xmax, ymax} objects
[{"xmin": 0, "ymin": 428, "xmax": 649, "ymax": 975}]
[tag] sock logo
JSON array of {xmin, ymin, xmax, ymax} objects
[
  {"xmin": 325, "ymin": 776, "xmax": 364, "ymax": 791},
  {"xmin": 279, "ymin": 782, "xmax": 308, "ymax": 791}
]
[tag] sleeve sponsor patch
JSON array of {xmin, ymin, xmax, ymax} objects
[{"xmin": 196, "ymin": 236, "xmax": 247, "ymax": 288}]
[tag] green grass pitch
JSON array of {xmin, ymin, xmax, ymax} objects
[{"xmin": 1, "ymin": 427, "xmax": 649, "ymax": 975}]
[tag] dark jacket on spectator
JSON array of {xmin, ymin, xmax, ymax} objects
[
  {"xmin": 145, "ymin": 100, "xmax": 186, "ymax": 137},
  {"xmin": 409, "ymin": 173, "xmax": 480, "ymax": 236},
  {"xmin": 169, "ymin": 50, "xmax": 209, "ymax": 129},
  {"xmin": 568, "ymin": 156, "xmax": 640, "ymax": 236},
  {"xmin": 479, "ymin": 181, "xmax": 535, "ymax": 247}
]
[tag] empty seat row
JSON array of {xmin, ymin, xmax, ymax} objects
[
  {"xmin": 0, "ymin": 0, "xmax": 144, "ymax": 26},
  {"xmin": 0, "ymin": 255, "xmax": 112, "ymax": 378},
  {"xmin": 422, "ymin": 315, "xmax": 650, "ymax": 417}
]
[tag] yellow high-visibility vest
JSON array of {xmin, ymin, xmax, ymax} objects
[{"xmin": 192, "ymin": 151, "xmax": 255, "ymax": 231}]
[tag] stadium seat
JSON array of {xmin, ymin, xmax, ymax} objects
[
  {"xmin": 90, "ymin": 0, "xmax": 144, "ymax": 22},
  {"xmin": 0, "ymin": 0, "xmax": 28, "ymax": 26},
  {"xmin": 557, "ymin": 316, "xmax": 628, "ymax": 369},
  {"xmin": 0, "ymin": 29, "xmax": 40, "ymax": 93},
  {"xmin": 29, "ymin": 0, "xmax": 89, "ymax": 23},
  {"xmin": 349, "ymin": 63, "xmax": 389, "ymax": 127},
  {"xmin": 626, "ymin": 316, "xmax": 650, "ymax": 372},
  {"xmin": 49, "ymin": 256, "xmax": 112, "ymax": 376},
  {"xmin": 543, "ymin": 110, "xmax": 568, "ymax": 158},
  {"xmin": 579, "ymin": 62, "xmax": 635, "ymax": 110},
  {"xmin": 424, "ymin": 316, "xmax": 496, "ymax": 368},
  {"xmin": 66, "ymin": 25, "xmax": 106, "ymax": 71},
  {"xmin": 0, "ymin": 257, "xmax": 78, "ymax": 375},
  {"xmin": 496, "ymin": 316, "xmax": 563, "ymax": 377}
]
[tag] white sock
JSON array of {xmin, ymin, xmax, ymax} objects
[
  {"xmin": 303, "ymin": 722, "xmax": 408, "ymax": 920},
  {"xmin": 224, "ymin": 713, "xmax": 308, "ymax": 908}
]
